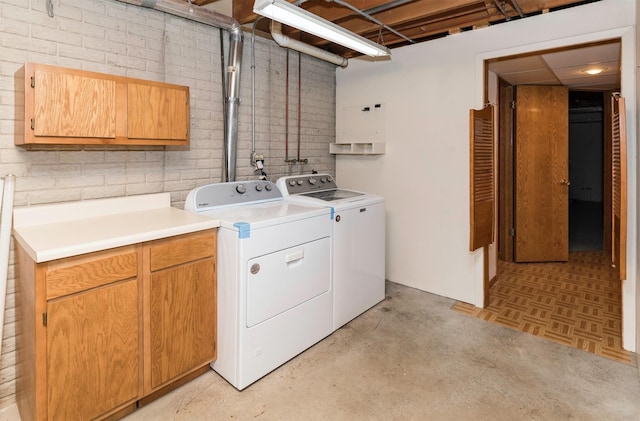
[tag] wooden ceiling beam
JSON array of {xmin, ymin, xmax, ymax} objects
[{"xmin": 332, "ymin": 1, "xmax": 491, "ymax": 37}]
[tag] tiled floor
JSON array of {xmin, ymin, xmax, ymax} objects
[{"xmin": 453, "ymin": 250, "xmax": 632, "ymax": 364}]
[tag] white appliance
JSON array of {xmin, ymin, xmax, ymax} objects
[
  {"xmin": 184, "ymin": 180, "xmax": 333, "ymax": 390},
  {"xmin": 276, "ymin": 174, "xmax": 385, "ymax": 330}
]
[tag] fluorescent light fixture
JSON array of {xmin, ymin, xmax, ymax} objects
[{"xmin": 253, "ymin": 0, "xmax": 391, "ymax": 57}]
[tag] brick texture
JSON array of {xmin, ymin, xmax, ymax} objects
[{"xmin": 0, "ymin": 0, "xmax": 337, "ymax": 409}]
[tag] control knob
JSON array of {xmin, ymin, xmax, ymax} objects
[
  {"xmin": 235, "ymin": 184, "xmax": 246, "ymax": 194},
  {"xmin": 320, "ymin": 177, "xmax": 327, "ymax": 183},
  {"xmin": 255, "ymin": 184, "xmax": 263, "ymax": 192},
  {"xmin": 326, "ymin": 176, "xmax": 333, "ymax": 182},
  {"xmin": 309, "ymin": 178, "xmax": 317, "ymax": 185},
  {"xmin": 265, "ymin": 184, "xmax": 272, "ymax": 191},
  {"xmin": 289, "ymin": 180, "xmax": 296, "ymax": 186},
  {"xmin": 297, "ymin": 180, "xmax": 304, "ymax": 185}
]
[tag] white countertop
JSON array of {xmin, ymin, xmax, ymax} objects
[{"xmin": 13, "ymin": 193, "xmax": 220, "ymax": 263}]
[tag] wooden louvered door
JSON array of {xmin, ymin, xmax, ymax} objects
[
  {"xmin": 469, "ymin": 105, "xmax": 495, "ymax": 251},
  {"xmin": 611, "ymin": 94, "xmax": 627, "ymax": 280},
  {"xmin": 514, "ymin": 85, "xmax": 569, "ymax": 262}
]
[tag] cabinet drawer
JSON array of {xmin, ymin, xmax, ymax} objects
[
  {"xmin": 148, "ymin": 229, "xmax": 216, "ymax": 272},
  {"xmin": 46, "ymin": 246, "xmax": 138, "ymax": 300}
]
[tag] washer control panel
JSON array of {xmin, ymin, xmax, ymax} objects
[{"xmin": 277, "ymin": 174, "xmax": 337, "ymax": 195}]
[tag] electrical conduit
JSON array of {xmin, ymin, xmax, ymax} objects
[{"xmin": 270, "ymin": 21, "xmax": 348, "ymax": 68}]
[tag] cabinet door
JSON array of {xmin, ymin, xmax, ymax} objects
[
  {"xmin": 127, "ymin": 83, "xmax": 189, "ymax": 141},
  {"xmin": 149, "ymin": 258, "xmax": 216, "ymax": 389},
  {"xmin": 32, "ymin": 66, "xmax": 117, "ymax": 138},
  {"xmin": 46, "ymin": 279, "xmax": 139, "ymax": 421}
]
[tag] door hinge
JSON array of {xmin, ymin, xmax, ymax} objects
[
  {"xmin": 42, "ymin": 312, "xmax": 47, "ymax": 326},
  {"xmin": 510, "ymin": 100, "xmax": 516, "ymax": 109},
  {"xmin": 510, "ymin": 227, "xmax": 515, "ymax": 237},
  {"xmin": 30, "ymin": 118, "xmax": 35, "ymax": 130},
  {"xmin": 30, "ymin": 76, "xmax": 35, "ymax": 88}
]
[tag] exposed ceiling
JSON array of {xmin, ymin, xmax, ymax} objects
[
  {"xmin": 184, "ymin": 0, "xmax": 618, "ymax": 91},
  {"xmin": 229, "ymin": 0, "xmax": 601, "ymax": 56}
]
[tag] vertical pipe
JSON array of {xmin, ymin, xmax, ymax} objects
[
  {"xmin": 251, "ymin": 18, "xmax": 263, "ymax": 163},
  {"xmin": 0, "ymin": 174, "xmax": 16, "ymax": 356},
  {"xmin": 224, "ymin": 29, "xmax": 243, "ymax": 182},
  {"xmin": 297, "ymin": 52, "xmax": 301, "ymax": 162},
  {"xmin": 219, "ymin": 28, "xmax": 229, "ymax": 181},
  {"xmin": 285, "ymin": 49, "xmax": 290, "ymax": 162}
]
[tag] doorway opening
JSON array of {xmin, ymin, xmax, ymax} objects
[
  {"xmin": 568, "ymin": 90, "xmax": 605, "ymax": 252},
  {"xmin": 470, "ymin": 40, "xmax": 629, "ymax": 360}
]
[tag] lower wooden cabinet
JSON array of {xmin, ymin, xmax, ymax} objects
[
  {"xmin": 145, "ymin": 231, "xmax": 217, "ymax": 392},
  {"xmin": 15, "ymin": 229, "xmax": 217, "ymax": 421}
]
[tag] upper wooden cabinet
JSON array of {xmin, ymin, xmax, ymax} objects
[{"xmin": 20, "ymin": 62, "xmax": 190, "ymax": 146}]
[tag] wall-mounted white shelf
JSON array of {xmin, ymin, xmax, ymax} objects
[{"xmin": 329, "ymin": 142, "xmax": 386, "ymax": 155}]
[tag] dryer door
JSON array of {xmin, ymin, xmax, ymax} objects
[{"xmin": 246, "ymin": 237, "xmax": 330, "ymax": 327}]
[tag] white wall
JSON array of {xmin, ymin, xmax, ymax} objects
[
  {"xmin": 336, "ymin": 0, "xmax": 637, "ymax": 349},
  {"xmin": 0, "ymin": 0, "xmax": 338, "ymax": 408},
  {"xmin": 636, "ymin": 0, "xmax": 640, "ymax": 366}
]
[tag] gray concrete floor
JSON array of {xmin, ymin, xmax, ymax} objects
[{"xmin": 123, "ymin": 281, "xmax": 640, "ymax": 420}]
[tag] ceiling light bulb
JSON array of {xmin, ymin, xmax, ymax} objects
[{"xmin": 583, "ymin": 67, "xmax": 605, "ymax": 75}]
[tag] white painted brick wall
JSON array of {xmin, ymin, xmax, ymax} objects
[{"xmin": 0, "ymin": 0, "xmax": 337, "ymax": 409}]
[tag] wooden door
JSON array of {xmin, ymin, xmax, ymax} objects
[
  {"xmin": 148, "ymin": 259, "xmax": 216, "ymax": 389},
  {"xmin": 469, "ymin": 104, "xmax": 495, "ymax": 251},
  {"xmin": 47, "ymin": 280, "xmax": 139, "ymax": 421},
  {"xmin": 32, "ymin": 65, "xmax": 117, "ymax": 138},
  {"xmin": 514, "ymin": 85, "xmax": 569, "ymax": 262},
  {"xmin": 611, "ymin": 94, "xmax": 627, "ymax": 280},
  {"xmin": 127, "ymin": 83, "xmax": 189, "ymax": 140},
  {"xmin": 145, "ymin": 231, "xmax": 217, "ymax": 392}
]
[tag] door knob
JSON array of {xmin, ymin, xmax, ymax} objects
[{"xmin": 560, "ymin": 179, "xmax": 571, "ymax": 186}]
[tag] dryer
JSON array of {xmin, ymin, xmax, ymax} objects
[
  {"xmin": 185, "ymin": 180, "xmax": 333, "ymax": 390},
  {"xmin": 276, "ymin": 174, "xmax": 385, "ymax": 330}
]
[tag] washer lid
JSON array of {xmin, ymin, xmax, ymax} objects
[{"xmin": 300, "ymin": 189, "xmax": 364, "ymax": 201}]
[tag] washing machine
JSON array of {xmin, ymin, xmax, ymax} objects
[
  {"xmin": 185, "ymin": 180, "xmax": 333, "ymax": 390},
  {"xmin": 276, "ymin": 174, "xmax": 385, "ymax": 330}
]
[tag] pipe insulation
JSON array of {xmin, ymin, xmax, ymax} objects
[
  {"xmin": 270, "ymin": 21, "xmax": 348, "ymax": 68},
  {"xmin": 0, "ymin": 174, "xmax": 15, "ymax": 357},
  {"xmin": 115, "ymin": 0, "xmax": 243, "ymax": 181}
]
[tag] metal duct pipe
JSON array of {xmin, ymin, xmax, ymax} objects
[
  {"xmin": 327, "ymin": 0, "xmax": 414, "ymax": 45},
  {"xmin": 492, "ymin": 0, "xmax": 511, "ymax": 20},
  {"xmin": 270, "ymin": 21, "xmax": 348, "ymax": 68},
  {"xmin": 115, "ymin": 0, "xmax": 243, "ymax": 181},
  {"xmin": 224, "ymin": 31, "xmax": 243, "ymax": 181}
]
